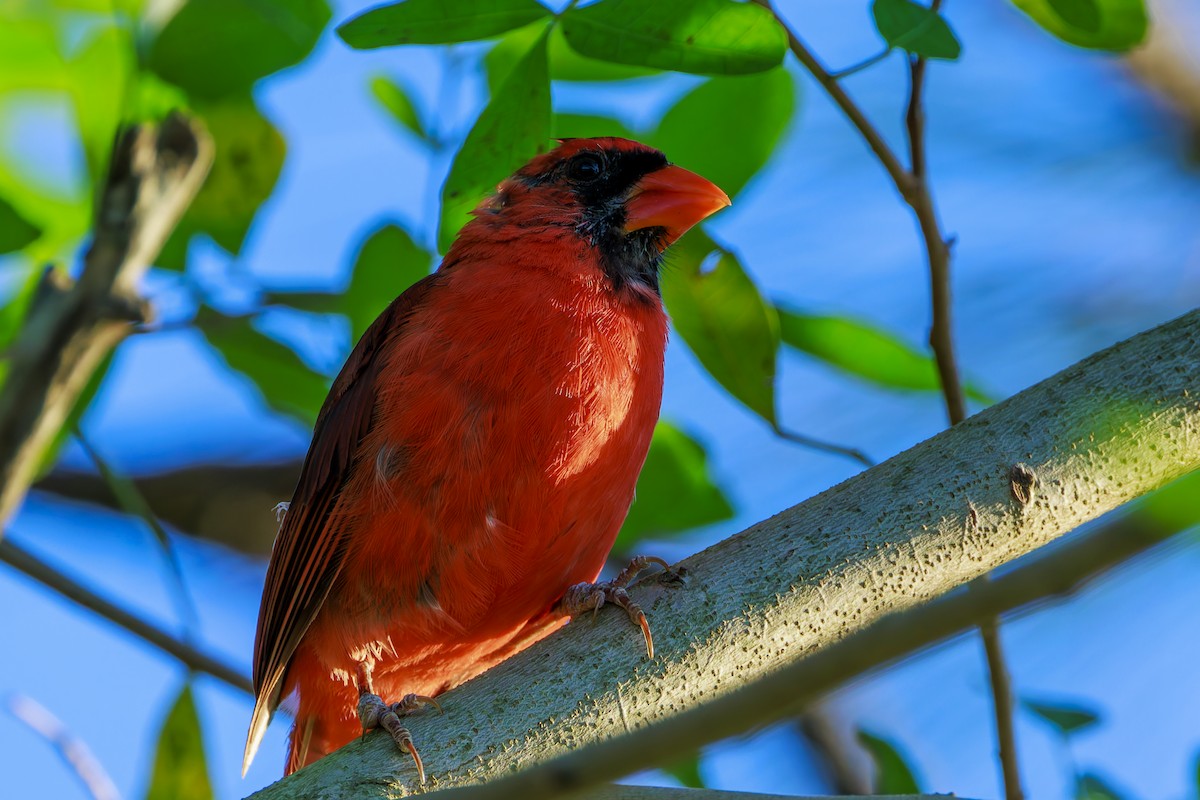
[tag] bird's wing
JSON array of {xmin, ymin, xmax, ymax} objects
[{"xmin": 243, "ymin": 273, "xmax": 442, "ymax": 774}]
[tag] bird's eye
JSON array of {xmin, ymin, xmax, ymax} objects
[{"xmin": 568, "ymin": 154, "xmax": 604, "ymax": 182}]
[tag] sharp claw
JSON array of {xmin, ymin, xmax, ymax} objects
[
  {"xmin": 403, "ymin": 737, "xmax": 427, "ymax": 785},
  {"xmin": 637, "ymin": 611, "xmax": 654, "ymax": 659}
]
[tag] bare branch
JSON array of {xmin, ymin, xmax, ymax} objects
[
  {"xmin": 8, "ymin": 694, "xmax": 121, "ymax": 800},
  {"xmin": 0, "ymin": 537, "xmax": 251, "ymax": 694},
  {"xmin": 0, "ymin": 114, "xmax": 212, "ymax": 531},
  {"xmin": 248, "ymin": 309, "xmax": 1200, "ymax": 800}
]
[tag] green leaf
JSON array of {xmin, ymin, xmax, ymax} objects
[
  {"xmin": 1009, "ymin": 0, "xmax": 1146, "ymax": 50},
  {"xmin": 857, "ymin": 730, "xmax": 921, "ymax": 794},
  {"xmin": 662, "ymin": 229, "xmax": 778, "ymax": 424},
  {"xmin": 160, "ymin": 96, "xmax": 286, "ymax": 269},
  {"xmin": 66, "ymin": 24, "xmax": 135, "ymax": 185},
  {"xmin": 370, "ymin": 75, "xmax": 428, "ymax": 141},
  {"xmin": 340, "ymin": 222, "xmax": 432, "ymax": 341},
  {"xmin": 552, "ymin": 112, "xmax": 639, "ymax": 141},
  {"xmin": 199, "ymin": 310, "xmax": 330, "ymax": 425},
  {"xmin": 486, "ymin": 21, "xmax": 657, "ymax": 91},
  {"xmin": 1076, "ymin": 773, "xmax": 1127, "ymax": 800},
  {"xmin": 1023, "ymin": 698, "xmax": 1102, "ymax": 735},
  {"xmin": 663, "ymin": 752, "xmax": 706, "ymax": 789},
  {"xmin": 776, "ymin": 306, "xmax": 991, "ymax": 402},
  {"xmin": 1048, "ymin": 0, "xmax": 1103, "ymax": 30},
  {"xmin": 148, "ymin": 0, "xmax": 331, "ymax": 99},
  {"xmin": 438, "ymin": 27, "xmax": 551, "ymax": 252},
  {"xmin": 617, "ymin": 422, "xmax": 733, "ymax": 551},
  {"xmin": 561, "ymin": 0, "xmax": 786, "ymax": 76},
  {"xmin": 871, "ymin": 0, "xmax": 963, "ymax": 60},
  {"xmin": 0, "ymin": 195, "xmax": 42, "ymax": 254},
  {"xmin": 338, "ymin": 0, "xmax": 550, "ymax": 49},
  {"xmin": 649, "ymin": 69, "xmax": 794, "ymax": 198},
  {"xmin": 0, "ymin": 18, "xmax": 67, "ymax": 94},
  {"xmin": 145, "ymin": 684, "xmax": 213, "ymax": 800}
]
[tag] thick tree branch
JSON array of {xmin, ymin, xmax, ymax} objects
[
  {"xmin": 0, "ymin": 537, "xmax": 251, "ymax": 694},
  {"xmin": 0, "ymin": 114, "xmax": 212, "ymax": 531},
  {"xmin": 557, "ymin": 789, "xmax": 956, "ymax": 800},
  {"xmin": 249, "ymin": 309, "xmax": 1200, "ymax": 800}
]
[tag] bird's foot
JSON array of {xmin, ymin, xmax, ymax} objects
[
  {"xmin": 559, "ymin": 555, "xmax": 682, "ymax": 660},
  {"xmin": 356, "ymin": 691, "xmax": 442, "ymax": 784}
]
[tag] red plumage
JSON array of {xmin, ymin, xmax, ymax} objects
[{"xmin": 244, "ymin": 137, "xmax": 728, "ymax": 776}]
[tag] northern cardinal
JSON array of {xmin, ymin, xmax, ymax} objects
[{"xmin": 243, "ymin": 137, "xmax": 729, "ymax": 779}]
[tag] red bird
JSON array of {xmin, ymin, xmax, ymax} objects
[{"xmin": 242, "ymin": 137, "xmax": 729, "ymax": 779}]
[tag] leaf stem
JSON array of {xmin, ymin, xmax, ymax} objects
[{"xmin": 829, "ymin": 48, "xmax": 894, "ymax": 80}]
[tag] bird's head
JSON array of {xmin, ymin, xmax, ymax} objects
[{"xmin": 460, "ymin": 137, "xmax": 730, "ymax": 294}]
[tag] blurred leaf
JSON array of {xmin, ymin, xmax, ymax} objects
[
  {"xmin": 127, "ymin": 71, "xmax": 192, "ymax": 124},
  {"xmin": 0, "ymin": 196, "xmax": 42, "ymax": 254},
  {"xmin": 1023, "ymin": 698, "xmax": 1101, "ymax": 735},
  {"xmin": 857, "ymin": 729, "xmax": 921, "ymax": 794},
  {"xmin": 342, "ymin": 223, "xmax": 431, "ymax": 340},
  {"xmin": 160, "ymin": 96, "xmax": 286, "ymax": 269},
  {"xmin": 871, "ymin": 0, "xmax": 962, "ymax": 60},
  {"xmin": 439, "ymin": 27, "xmax": 551, "ymax": 251},
  {"xmin": 1048, "ymin": 0, "xmax": 1102, "ymax": 30},
  {"xmin": 561, "ymin": 0, "xmax": 786, "ymax": 76},
  {"xmin": 66, "ymin": 24, "xmax": 134, "ymax": 185},
  {"xmin": 649, "ymin": 69, "xmax": 794, "ymax": 198},
  {"xmin": 145, "ymin": 683, "xmax": 213, "ymax": 800},
  {"xmin": 486, "ymin": 21, "xmax": 657, "ymax": 91},
  {"xmin": 370, "ymin": 75, "xmax": 428, "ymax": 141},
  {"xmin": 1076, "ymin": 773, "xmax": 1127, "ymax": 800},
  {"xmin": 663, "ymin": 751, "xmax": 706, "ymax": 789},
  {"xmin": 662, "ymin": 229, "xmax": 778, "ymax": 424},
  {"xmin": 199, "ymin": 310, "xmax": 329, "ymax": 425},
  {"xmin": 1009, "ymin": 0, "xmax": 1146, "ymax": 50},
  {"xmin": 1139, "ymin": 469, "xmax": 1200, "ymax": 536},
  {"xmin": 617, "ymin": 422, "xmax": 733, "ymax": 551},
  {"xmin": 552, "ymin": 112, "xmax": 639, "ymax": 141},
  {"xmin": 776, "ymin": 306, "xmax": 991, "ymax": 402},
  {"xmin": 338, "ymin": 0, "xmax": 549, "ymax": 49},
  {"xmin": 148, "ymin": 0, "xmax": 331, "ymax": 99},
  {"xmin": 0, "ymin": 18, "xmax": 67, "ymax": 93},
  {"xmin": 272, "ymin": 222, "xmax": 434, "ymax": 340}
]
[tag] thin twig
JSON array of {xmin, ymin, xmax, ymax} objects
[
  {"xmin": 976, "ymin": 596, "xmax": 1023, "ymax": 799},
  {"xmin": 774, "ymin": 425, "xmax": 874, "ymax": 467},
  {"xmin": 74, "ymin": 429, "xmax": 200, "ymax": 641},
  {"xmin": 8, "ymin": 694, "xmax": 122, "ymax": 800},
  {"xmin": 0, "ymin": 537, "xmax": 251, "ymax": 694},
  {"xmin": 749, "ymin": 0, "xmax": 915, "ymax": 198}
]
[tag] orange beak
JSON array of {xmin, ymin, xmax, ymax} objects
[{"xmin": 625, "ymin": 165, "xmax": 731, "ymax": 245}]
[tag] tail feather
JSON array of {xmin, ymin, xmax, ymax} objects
[{"xmin": 242, "ymin": 697, "xmax": 273, "ymax": 777}]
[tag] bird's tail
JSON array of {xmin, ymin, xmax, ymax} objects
[{"xmin": 241, "ymin": 697, "xmax": 273, "ymax": 777}]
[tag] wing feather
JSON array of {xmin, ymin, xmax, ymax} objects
[{"xmin": 242, "ymin": 274, "xmax": 443, "ymax": 774}]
